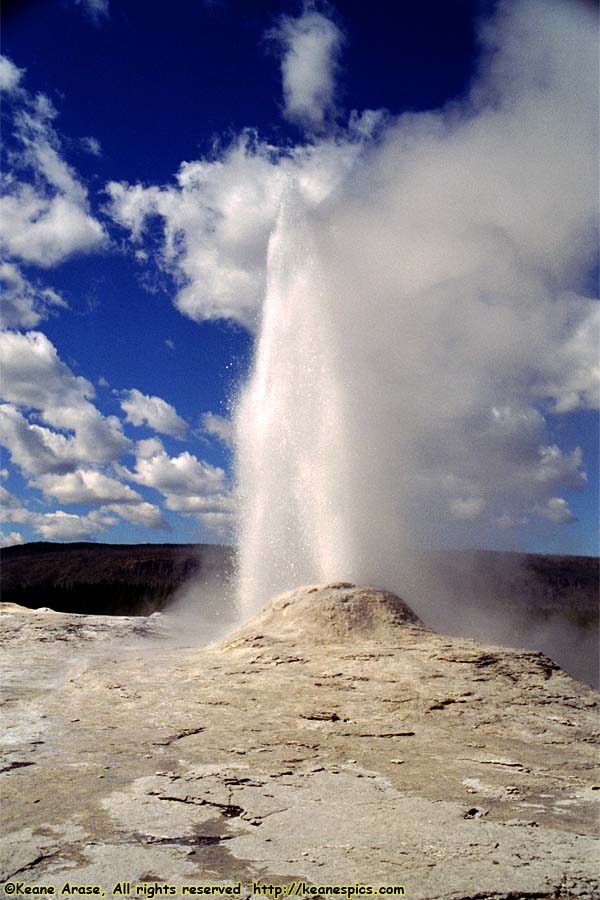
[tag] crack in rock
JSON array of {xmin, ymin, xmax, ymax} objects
[
  {"xmin": 300, "ymin": 712, "xmax": 342, "ymax": 722},
  {"xmin": 130, "ymin": 832, "xmax": 231, "ymax": 847},
  {"xmin": 4, "ymin": 851, "xmax": 60, "ymax": 881},
  {"xmin": 0, "ymin": 760, "xmax": 36, "ymax": 774},
  {"xmin": 340, "ymin": 731, "xmax": 415, "ymax": 737},
  {"xmin": 158, "ymin": 795, "xmax": 244, "ymax": 818},
  {"xmin": 151, "ymin": 727, "xmax": 206, "ymax": 746}
]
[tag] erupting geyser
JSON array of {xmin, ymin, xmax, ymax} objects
[
  {"xmin": 235, "ymin": 195, "xmax": 363, "ymax": 614},
  {"xmin": 234, "ymin": 0, "xmax": 598, "ymax": 620}
]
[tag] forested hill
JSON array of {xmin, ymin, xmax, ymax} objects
[{"xmin": 1, "ymin": 542, "xmax": 234, "ymax": 616}]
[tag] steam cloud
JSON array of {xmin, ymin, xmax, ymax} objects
[{"xmin": 235, "ymin": 0, "xmax": 598, "ymax": 616}]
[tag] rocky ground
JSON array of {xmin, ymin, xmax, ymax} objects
[{"xmin": 1, "ymin": 583, "xmax": 599, "ymax": 900}]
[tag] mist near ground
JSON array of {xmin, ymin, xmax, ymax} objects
[
  {"xmin": 162, "ymin": 567, "xmax": 238, "ymax": 646},
  {"xmin": 401, "ymin": 550, "xmax": 599, "ymax": 688}
]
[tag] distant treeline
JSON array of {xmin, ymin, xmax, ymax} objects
[{"xmin": 1, "ymin": 542, "xmax": 235, "ymax": 616}]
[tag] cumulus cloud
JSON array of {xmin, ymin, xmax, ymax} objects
[
  {"xmin": 269, "ymin": 6, "xmax": 344, "ymax": 129},
  {"xmin": 33, "ymin": 509, "xmax": 114, "ymax": 540},
  {"xmin": 0, "ymin": 484, "xmax": 23, "ymax": 511},
  {"xmin": 0, "ymin": 56, "xmax": 23, "ymax": 93},
  {"xmin": 103, "ymin": 501, "xmax": 167, "ymax": 530},
  {"xmin": 0, "ymin": 531, "xmax": 25, "ymax": 548},
  {"xmin": 0, "ymin": 404, "xmax": 91, "ymax": 476},
  {"xmin": 0, "ymin": 194, "xmax": 105, "ymax": 268},
  {"xmin": 1, "ymin": 497, "xmax": 115, "ymax": 540},
  {"xmin": 125, "ymin": 438, "xmax": 228, "ymax": 497},
  {"xmin": 106, "ymin": 116, "xmax": 381, "ymax": 327},
  {"xmin": 33, "ymin": 470, "xmax": 143, "ymax": 505},
  {"xmin": 531, "ymin": 445, "xmax": 586, "ymax": 492},
  {"xmin": 534, "ymin": 497, "xmax": 576, "ymax": 525},
  {"xmin": 201, "ymin": 412, "xmax": 234, "ymax": 447},
  {"xmin": 0, "ymin": 472, "xmax": 167, "ymax": 538},
  {"xmin": 0, "ymin": 332, "xmax": 129, "ymax": 475},
  {"xmin": 0, "ymin": 67, "xmax": 106, "ymax": 267},
  {"xmin": 120, "ymin": 438, "xmax": 234, "ymax": 536},
  {"xmin": 0, "ymin": 262, "xmax": 67, "ymax": 329},
  {"xmin": 120, "ymin": 388, "xmax": 188, "ymax": 439}
]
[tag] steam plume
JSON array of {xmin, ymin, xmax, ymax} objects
[{"xmin": 235, "ymin": 0, "xmax": 598, "ymax": 616}]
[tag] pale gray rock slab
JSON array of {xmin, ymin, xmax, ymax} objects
[{"xmin": 1, "ymin": 585, "xmax": 599, "ymax": 900}]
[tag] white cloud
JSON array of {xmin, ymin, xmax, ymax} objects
[
  {"xmin": 0, "ymin": 404, "xmax": 89, "ymax": 476},
  {"xmin": 201, "ymin": 411, "xmax": 234, "ymax": 447},
  {"xmin": 0, "ymin": 55, "xmax": 24, "ymax": 93},
  {"xmin": 0, "ymin": 262, "xmax": 67, "ymax": 329},
  {"xmin": 0, "ymin": 333, "xmax": 230, "ymax": 540},
  {"xmin": 80, "ymin": 136, "xmax": 102, "ymax": 157},
  {"xmin": 103, "ymin": 501, "xmax": 167, "ymax": 530},
  {"xmin": 3, "ymin": 1, "xmax": 589, "ymax": 556},
  {"xmin": 33, "ymin": 509, "xmax": 113, "ymax": 540},
  {"xmin": 532, "ymin": 445, "xmax": 586, "ymax": 492},
  {"xmin": 163, "ymin": 493, "xmax": 234, "ymax": 514},
  {"xmin": 33, "ymin": 470, "xmax": 143, "ymax": 505},
  {"xmin": 135, "ymin": 437, "xmax": 164, "ymax": 458},
  {"xmin": 0, "ymin": 332, "xmax": 129, "ymax": 475},
  {"xmin": 269, "ymin": 7, "xmax": 344, "ymax": 129},
  {"xmin": 106, "ymin": 117, "xmax": 380, "ymax": 328},
  {"xmin": 120, "ymin": 439, "xmax": 233, "ymax": 538},
  {"xmin": 0, "ymin": 187, "xmax": 106, "ymax": 269},
  {"xmin": 0, "ymin": 474, "xmax": 166, "ymax": 538},
  {"xmin": 0, "ymin": 484, "xmax": 23, "ymax": 512},
  {"xmin": 0, "ymin": 330, "xmax": 92, "ymax": 412},
  {"xmin": 0, "ymin": 72, "xmax": 106, "ymax": 267},
  {"xmin": 73, "ymin": 0, "xmax": 109, "ymax": 23},
  {"xmin": 0, "ymin": 531, "xmax": 25, "ymax": 548},
  {"xmin": 1, "ymin": 498, "xmax": 115, "ymax": 540},
  {"xmin": 125, "ymin": 439, "xmax": 227, "ymax": 497},
  {"xmin": 534, "ymin": 497, "xmax": 576, "ymax": 525},
  {"xmin": 120, "ymin": 388, "xmax": 188, "ymax": 439}
]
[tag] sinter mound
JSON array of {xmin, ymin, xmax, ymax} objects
[{"xmin": 223, "ymin": 582, "xmax": 425, "ymax": 646}]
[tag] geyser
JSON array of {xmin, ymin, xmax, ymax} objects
[
  {"xmin": 234, "ymin": 0, "xmax": 598, "ymax": 619},
  {"xmin": 235, "ymin": 194, "xmax": 362, "ymax": 613}
]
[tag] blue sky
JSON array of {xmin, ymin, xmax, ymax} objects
[{"xmin": 0, "ymin": 0, "xmax": 598, "ymax": 554}]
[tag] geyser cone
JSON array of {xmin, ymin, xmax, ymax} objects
[{"xmin": 221, "ymin": 582, "xmax": 426, "ymax": 647}]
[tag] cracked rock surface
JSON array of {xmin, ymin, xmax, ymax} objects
[{"xmin": 1, "ymin": 584, "xmax": 599, "ymax": 900}]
